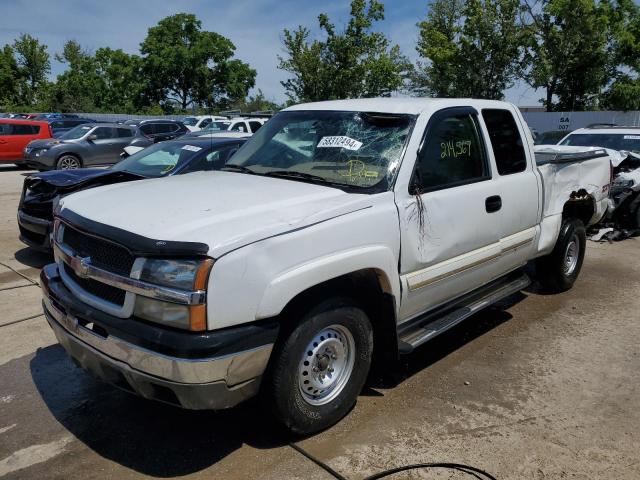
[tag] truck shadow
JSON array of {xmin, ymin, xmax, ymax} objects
[
  {"xmin": 29, "ymin": 292, "xmax": 525, "ymax": 477},
  {"xmin": 14, "ymin": 247, "xmax": 53, "ymax": 269},
  {"xmin": 29, "ymin": 346, "xmax": 289, "ymax": 477}
]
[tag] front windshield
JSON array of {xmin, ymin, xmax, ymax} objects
[
  {"xmin": 203, "ymin": 121, "xmax": 231, "ymax": 132},
  {"xmin": 227, "ymin": 110, "xmax": 415, "ymax": 190},
  {"xmin": 183, "ymin": 117, "xmax": 198, "ymax": 126},
  {"xmin": 560, "ymin": 133, "xmax": 640, "ymax": 153},
  {"xmin": 111, "ymin": 142, "xmax": 206, "ymax": 177},
  {"xmin": 59, "ymin": 125, "xmax": 93, "ymax": 140}
]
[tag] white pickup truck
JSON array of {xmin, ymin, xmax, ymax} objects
[{"xmin": 41, "ymin": 98, "xmax": 611, "ymax": 434}]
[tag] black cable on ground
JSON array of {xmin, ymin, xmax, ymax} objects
[{"xmin": 289, "ymin": 442, "xmax": 498, "ymax": 480}]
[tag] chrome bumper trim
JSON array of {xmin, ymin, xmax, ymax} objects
[
  {"xmin": 43, "ymin": 295, "xmax": 273, "ymax": 385},
  {"xmin": 54, "ymin": 242, "xmax": 206, "ymax": 306}
]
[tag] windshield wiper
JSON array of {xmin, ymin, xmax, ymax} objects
[
  {"xmin": 264, "ymin": 170, "xmax": 329, "ymax": 184},
  {"xmin": 221, "ymin": 165, "xmax": 256, "ymax": 174}
]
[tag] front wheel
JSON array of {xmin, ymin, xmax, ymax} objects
[
  {"xmin": 56, "ymin": 154, "xmax": 82, "ymax": 170},
  {"xmin": 536, "ymin": 218, "xmax": 586, "ymax": 292},
  {"xmin": 265, "ymin": 298, "xmax": 373, "ymax": 435}
]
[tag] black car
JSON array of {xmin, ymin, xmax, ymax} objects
[
  {"xmin": 124, "ymin": 119, "xmax": 189, "ymax": 149},
  {"xmin": 47, "ymin": 118, "xmax": 96, "ymax": 137},
  {"xmin": 18, "ymin": 137, "xmax": 245, "ymax": 251}
]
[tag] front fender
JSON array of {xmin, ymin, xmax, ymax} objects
[{"xmin": 256, "ymin": 245, "xmax": 399, "ymax": 320}]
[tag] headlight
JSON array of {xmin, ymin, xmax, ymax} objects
[{"xmin": 134, "ymin": 258, "xmax": 213, "ymax": 331}]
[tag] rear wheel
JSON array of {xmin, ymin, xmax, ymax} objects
[
  {"xmin": 265, "ymin": 298, "xmax": 373, "ymax": 435},
  {"xmin": 56, "ymin": 154, "xmax": 81, "ymax": 170},
  {"xmin": 536, "ymin": 218, "xmax": 586, "ymax": 292}
]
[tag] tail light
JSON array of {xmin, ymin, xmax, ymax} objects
[{"xmin": 48, "ymin": 125, "xmax": 53, "ymax": 137}]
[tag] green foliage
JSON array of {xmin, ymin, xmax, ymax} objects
[
  {"xmin": 140, "ymin": 13, "xmax": 256, "ymax": 110},
  {"xmin": 278, "ymin": 0, "xmax": 411, "ymax": 102},
  {"xmin": 414, "ymin": 0, "xmax": 525, "ymax": 99},
  {"xmin": 522, "ymin": 0, "xmax": 613, "ymax": 111},
  {"xmin": 12, "ymin": 34, "xmax": 50, "ymax": 106},
  {"xmin": 0, "ymin": 45, "xmax": 21, "ymax": 106},
  {"xmin": 228, "ymin": 89, "xmax": 281, "ymax": 112}
]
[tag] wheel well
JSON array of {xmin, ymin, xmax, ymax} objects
[
  {"xmin": 562, "ymin": 190, "xmax": 595, "ymax": 226},
  {"xmin": 278, "ymin": 269, "xmax": 399, "ymax": 367}
]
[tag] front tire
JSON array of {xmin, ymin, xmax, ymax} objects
[
  {"xmin": 56, "ymin": 154, "xmax": 82, "ymax": 170},
  {"xmin": 265, "ymin": 298, "xmax": 373, "ymax": 435},
  {"xmin": 536, "ymin": 218, "xmax": 586, "ymax": 292}
]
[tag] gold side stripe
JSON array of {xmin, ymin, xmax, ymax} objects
[{"xmin": 407, "ymin": 237, "xmax": 533, "ymax": 292}]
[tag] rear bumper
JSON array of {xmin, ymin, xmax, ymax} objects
[
  {"xmin": 18, "ymin": 209, "xmax": 52, "ymax": 251},
  {"xmin": 41, "ymin": 264, "xmax": 278, "ymax": 410}
]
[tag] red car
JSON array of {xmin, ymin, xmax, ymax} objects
[{"xmin": 0, "ymin": 119, "xmax": 52, "ymax": 165}]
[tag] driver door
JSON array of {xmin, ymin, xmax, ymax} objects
[{"xmin": 396, "ymin": 107, "xmax": 504, "ymax": 322}]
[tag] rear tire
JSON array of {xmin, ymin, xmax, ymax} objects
[
  {"xmin": 56, "ymin": 154, "xmax": 82, "ymax": 170},
  {"xmin": 536, "ymin": 218, "xmax": 586, "ymax": 292},
  {"xmin": 265, "ymin": 298, "xmax": 373, "ymax": 435}
]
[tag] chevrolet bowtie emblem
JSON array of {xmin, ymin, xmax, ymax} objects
[{"xmin": 77, "ymin": 257, "xmax": 91, "ymax": 278}]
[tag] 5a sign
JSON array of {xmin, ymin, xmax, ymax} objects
[{"xmin": 558, "ymin": 116, "xmax": 571, "ymax": 131}]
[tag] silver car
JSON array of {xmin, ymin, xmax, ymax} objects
[{"xmin": 23, "ymin": 123, "xmax": 136, "ymax": 170}]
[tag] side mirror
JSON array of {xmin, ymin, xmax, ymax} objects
[{"xmin": 87, "ymin": 134, "xmax": 97, "ymax": 141}]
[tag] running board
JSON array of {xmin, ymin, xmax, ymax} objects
[{"xmin": 397, "ymin": 271, "xmax": 530, "ymax": 354}]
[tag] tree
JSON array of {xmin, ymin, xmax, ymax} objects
[
  {"xmin": 13, "ymin": 34, "xmax": 50, "ymax": 106},
  {"xmin": 140, "ymin": 13, "xmax": 256, "ymax": 110},
  {"xmin": 94, "ymin": 48, "xmax": 144, "ymax": 112},
  {"xmin": 600, "ymin": 0, "xmax": 640, "ymax": 110},
  {"xmin": 414, "ymin": 0, "xmax": 525, "ymax": 99},
  {"xmin": 0, "ymin": 45, "xmax": 21, "ymax": 106},
  {"xmin": 48, "ymin": 40, "xmax": 102, "ymax": 111},
  {"xmin": 278, "ymin": 0, "xmax": 411, "ymax": 103},
  {"xmin": 523, "ymin": 0, "xmax": 612, "ymax": 111},
  {"xmin": 228, "ymin": 89, "xmax": 281, "ymax": 113}
]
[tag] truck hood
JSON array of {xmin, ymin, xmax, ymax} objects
[{"xmin": 59, "ymin": 171, "xmax": 373, "ymax": 258}]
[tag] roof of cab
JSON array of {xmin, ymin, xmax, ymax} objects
[
  {"xmin": 283, "ymin": 97, "xmax": 517, "ymax": 115},
  {"xmin": 570, "ymin": 127, "xmax": 640, "ymax": 135}
]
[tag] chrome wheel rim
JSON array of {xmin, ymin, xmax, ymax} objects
[
  {"xmin": 297, "ymin": 324, "xmax": 356, "ymax": 406},
  {"xmin": 563, "ymin": 234, "xmax": 579, "ymax": 276},
  {"xmin": 59, "ymin": 156, "xmax": 79, "ymax": 169}
]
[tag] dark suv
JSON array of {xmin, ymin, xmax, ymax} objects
[
  {"xmin": 125, "ymin": 119, "xmax": 188, "ymax": 148},
  {"xmin": 47, "ymin": 118, "xmax": 96, "ymax": 137}
]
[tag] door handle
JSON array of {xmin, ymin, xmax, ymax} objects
[{"xmin": 485, "ymin": 195, "xmax": 502, "ymax": 213}]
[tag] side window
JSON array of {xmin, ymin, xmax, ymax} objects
[
  {"xmin": 0, "ymin": 124, "xmax": 10, "ymax": 135},
  {"xmin": 482, "ymin": 109, "xmax": 527, "ymax": 175},
  {"xmin": 415, "ymin": 112, "xmax": 488, "ymax": 191},
  {"xmin": 230, "ymin": 122, "xmax": 246, "ymax": 132},
  {"xmin": 140, "ymin": 124, "xmax": 154, "ymax": 136},
  {"xmin": 154, "ymin": 123, "xmax": 173, "ymax": 134},
  {"xmin": 117, "ymin": 128, "xmax": 133, "ymax": 138},
  {"xmin": 13, "ymin": 124, "xmax": 39, "ymax": 135},
  {"xmin": 200, "ymin": 118, "xmax": 212, "ymax": 128},
  {"xmin": 249, "ymin": 121, "xmax": 262, "ymax": 133},
  {"xmin": 93, "ymin": 127, "xmax": 113, "ymax": 140}
]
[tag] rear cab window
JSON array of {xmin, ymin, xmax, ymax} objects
[
  {"xmin": 482, "ymin": 109, "xmax": 528, "ymax": 175},
  {"xmin": 415, "ymin": 108, "xmax": 489, "ymax": 192}
]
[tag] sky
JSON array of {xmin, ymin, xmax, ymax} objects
[{"xmin": 1, "ymin": 0, "xmax": 542, "ymax": 106}]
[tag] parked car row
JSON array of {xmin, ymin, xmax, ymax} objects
[{"xmin": 1, "ymin": 114, "xmax": 268, "ymax": 170}]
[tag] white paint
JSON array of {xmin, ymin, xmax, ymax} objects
[
  {"xmin": 0, "ymin": 396, "xmax": 14, "ymax": 404},
  {"xmin": 0, "ymin": 424, "xmax": 16, "ymax": 435},
  {"xmin": 56, "ymin": 98, "xmax": 611, "ymax": 335},
  {"xmin": 0, "ymin": 436, "xmax": 73, "ymax": 477}
]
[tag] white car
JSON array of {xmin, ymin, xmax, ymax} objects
[
  {"xmin": 189, "ymin": 117, "xmax": 268, "ymax": 136},
  {"xmin": 182, "ymin": 115, "xmax": 229, "ymax": 132},
  {"xmin": 41, "ymin": 98, "xmax": 611, "ymax": 435}
]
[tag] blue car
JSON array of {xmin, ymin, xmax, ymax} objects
[{"xmin": 18, "ymin": 137, "xmax": 246, "ymax": 251}]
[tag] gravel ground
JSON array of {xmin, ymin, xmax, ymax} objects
[{"xmin": 0, "ymin": 165, "xmax": 638, "ymax": 479}]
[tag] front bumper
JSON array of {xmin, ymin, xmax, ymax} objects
[
  {"xmin": 18, "ymin": 209, "xmax": 52, "ymax": 251},
  {"xmin": 41, "ymin": 264, "xmax": 278, "ymax": 410},
  {"xmin": 23, "ymin": 150, "xmax": 55, "ymax": 170}
]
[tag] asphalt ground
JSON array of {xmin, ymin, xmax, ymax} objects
[{"xmin": 0, "ymin": 164, "xmax": 638, "ymax": 479}]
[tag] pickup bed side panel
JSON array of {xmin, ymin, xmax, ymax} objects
[
  {"xmin": 536, "ymin": 159, "xmax": 610, "ymax": 256},
  {"xmin": 206, "ymin": 192, "xmax": 401, "ymax": 330}
]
